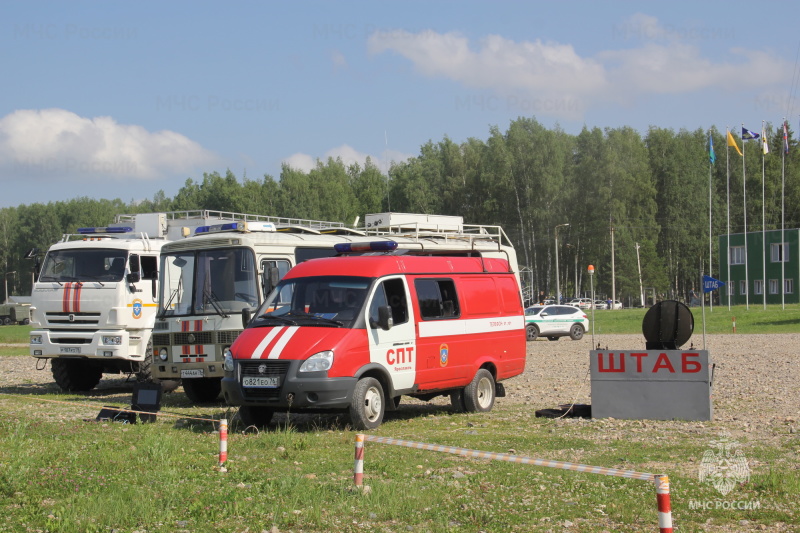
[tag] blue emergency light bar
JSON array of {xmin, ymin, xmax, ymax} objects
[
  {"xmin": 194, "ymin": 221, "xmax": 276, "ymax": 235},
  {"xmin": 334, "ymin": 240, "xmax": 398, "ymax": 253},
  {"xmin": 77, "ymin": 226, "xmax": 134, "ymax": 234}
]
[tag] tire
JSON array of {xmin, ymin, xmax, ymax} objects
[
  {"xmin": 569, "ymin": 324, "xmax": 585, "ymax": 340},
  {"xmin": 135, "ymin": 340, "xmax": 157, "ymax": 383},
  {"xmin": 349, "ymin": 377, "xmax": 385, "ymax": 430},
  {"xmin": 449, "ymin": 390, "xmax": 466, "ymax": 413},
  {"xmin": 51, "ymin": 358, "xmax": 103, "ymax": 392},
  {"xmin": 21, "ymin": 318, "xmax": 30, "ymax": 325},
  {"xmin": 182, "ymin": 377, "xmax": 222, "ymax": 403},
  {"xmin": 525, "ymin": 324, "xmax": 539, "ymax": 341},
  {"xmin": 238, "ymin": 405, "xmax": 274, "ymax": 428},
  {"xmin": 463, "ymin": 369, "xmax": 495, "ymax": 413},
  {"xmin": 1, "ymin": 317, "xmax": 10, "ymax": 326},
  {"xmin": 547, "ymin": 336, "xmax": 559, "ymax": 341}
]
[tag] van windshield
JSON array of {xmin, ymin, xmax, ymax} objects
[{"xmin": 253, "ymin": 276, "xmax": 372, "ymax": 328}]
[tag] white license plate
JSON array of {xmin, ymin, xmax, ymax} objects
[
  {"xmin": 242, "ymin": 376, "xmax": 280, "ymax": 388},
  {"xmin": 181, "ymin": 369, "xmax": 204, "ymax": 378},
  {"xmin": 60, "ymin": 347, "xmax": 81, "ymax": 354}
]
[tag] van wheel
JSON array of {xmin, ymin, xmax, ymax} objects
[
  {"xmin": 238, "ymin": 406, "xmax": 274, "ymax": 428},
  {"xmin": 450, "ymin": 390, "xmax": 466, "ymax": 413},
  {"xmin": 52, "ymin": 359, "xmax": 103, "ymax": 392},
  {"xmin": 350, "ymin": 377, "xmax": 385, "ymax": 430},
  {"xmin": 183, "ymin": 377, "xmax": 222, "ymax": 403},
  {"xmin": 463, "ymin": 369, "xmax": 495, "ymax": 413},
  {"xmin": 547, "ymin": 336, "xmax": 559, "ymax": 341},
  {"xmin": 569, "ymin": 324, "xmax": 585, "ymax": 340},
  {"xmin": 525, "ymin": 324, "xmax": 539, "ymax": 341}
]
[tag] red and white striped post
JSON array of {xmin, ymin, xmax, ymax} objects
[
  {"xmin": 655, "ymin": 474, "xmax": 673, "ymax": 533},
  {"xmin": 354, "ymin": 433, "xmax": 365, "ymax": 487},
  {"xmin": 218, "ymin": 418, "xmax": 228, "ymax": 470}
]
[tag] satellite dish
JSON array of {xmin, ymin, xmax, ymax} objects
[{"xmin": 642, "ymin": 300, "xmax": 693, "ymax": 349}]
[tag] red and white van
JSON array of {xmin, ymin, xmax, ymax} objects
[{"xmin": 221, "ymin": 241, "xmax": 526, "ymax": 429}]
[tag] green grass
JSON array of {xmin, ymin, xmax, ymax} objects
[
  {"xmin": 0, "ymin": 395, "xmax": 797, "ymax": 532},
  {"xmin": 589, "ymin": 304, "xmax": 800, "ymax": 335},
  {"xmin": 0, "ymin": 325, "xmax": 30, "ymax": 345}
]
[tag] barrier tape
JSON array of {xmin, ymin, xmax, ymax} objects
[
  {"xmin": 0, "ymin": 391, "xmax": 223, "ymax": 425},
  {"xmin": 355, "ymin": 434, "xmax": 673, "ymax": 531}
]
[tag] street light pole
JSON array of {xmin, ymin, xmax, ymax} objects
[
  {"xmin": 4, "ymin": 271, "xmax": 16, "ymax": 305},
  {"xmin": 554, "ymin": 224, "xmax": 569, "ymax": 304}
]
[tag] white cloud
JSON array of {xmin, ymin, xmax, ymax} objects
[
  {"xmin": 0, "ymin": 108, "xmax": 217, "ymax": 181},
  {"xmin": 282, "ymin": 144, "xmax": 413, "ymax": 174},
  {"xmin": 367, "ymin": 15, "xmax": 792, "ymax": 119}
]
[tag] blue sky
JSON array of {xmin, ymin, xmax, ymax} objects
[{"xmin": 1, "ymin": 1, "xmax": 798, "ymax": 208}]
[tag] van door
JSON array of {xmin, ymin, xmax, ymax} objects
[{"xmin": 366, "ymin": 276, "xmax": 416, "ymax": 393}]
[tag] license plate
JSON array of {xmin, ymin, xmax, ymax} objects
[
  {"xmin": 181, "ymin": 369, "xmax": 204, "ymax": 378},
  {"xmin": 242, "ymin": 376, "xmax": 280, "ymax": 388},
  {"xmin": 60, "ymin": 347, "xmax": 81, "ymax": 354}
]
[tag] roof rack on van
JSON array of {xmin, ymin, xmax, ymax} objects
[{"xmin": 362, "ymin": 212, "xmax": 514, "ymax": 250}]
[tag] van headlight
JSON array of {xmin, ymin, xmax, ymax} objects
[
  {"xmin": 159, "ymin": 348, "xmax": 168, "ymax": 361},
  {"xmin": 223, "ymin": 347, "xmax": 234, "ymax": 373},
  {"xmin": 299, "ymin": 350, "xmax": 333, "ymax": 373}
]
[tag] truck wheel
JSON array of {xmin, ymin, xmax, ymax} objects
[
  {"xmin": 1, "ymin": 317, "xmax": 9, "ymax": 326},
  {"xmin": 569, "ymin": 324, "xmax": 585, "ymax": 340},
  {"xmin": 182, "ymin": 378, "xmax": 221, "ymax": 403},
  {"xmin": 463, "ymin": 369, "xmax": 495, "ymax": 413},
  {"xmin": 135, "ymin": 341, "xmax": 160, "ymax": 383},
  {"xmin": 238, "ymin": 405, "xmax": 274, "ymax": 428},
  {"xmin": 349, "ymin": 377, "xmax": 385, "ymax": 430},
  {"xmin": 52, "ymin": 359, "xmax": 102, "ymax": 392},
  {"xmin": 525, "ymin": 324, "xmax": 539, "ymax": 341},
  {"xmin": 22, "ymin": 318, "xmax": 30, "ymax": 325}
]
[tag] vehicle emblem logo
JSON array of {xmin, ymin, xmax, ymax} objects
[
  {"xmin": 132, "ymin": 299, "xmax": 143, "ymax": 319},
  {"xmin": 68, "ymin": 314, "xmax": 75, "ymax": 322},
  {"xmin": 258, "ymin": 364, "xmax": 267, "ymax": 374},
  {"xmin": 699, "ymin": 433, "xmax": 750, "ymax": 496},
  {"xmin": 439, "ymin": 343, "xmax": 449, "ymax": 367},
  {"xmin": 187, "ymin": 333, "xmax": 196, "ymax": 344}
]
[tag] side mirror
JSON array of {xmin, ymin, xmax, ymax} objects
[
  {"xmin": 378, "ymin": 306, "xmax": 393, "ymax": 331},
  {"xmin": 241, "ymin": 307, "xmax": 252, "ymax": 329},
  {"xmin": 128, "ymin": 254, "xmax": 141, "ymax": 283}
]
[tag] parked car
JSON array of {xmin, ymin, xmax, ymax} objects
[
  {"xmin": 567, "ymin": 298, "xmax": 593, "ymax": 310},
  {"xmin": 610, "ymin": 300, "xmax": 623, "ymax": 309},
  {"xmin": 594, "ymin": 300, "xmax": 608, "ymax": 310},
  {"xmin": 524, "ymin": 305, "xmax": 589, "ymax": 341}
]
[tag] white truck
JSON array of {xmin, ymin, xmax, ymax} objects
[
  {"xmin": 29, "ymin": 211, "xmax": 280, "ymax": 391},
  {"xmin": 151, "ymin": 212, "xmax": 519, "ymax": 403}
]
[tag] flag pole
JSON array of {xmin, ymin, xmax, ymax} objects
[
  {"xmin": 782, "ymin": 118, "xmax": 787, "ymax": 309},
  {"xmin": 726, "ymin": 127, "xmax": 731, "ymax": 310},
  {"xmin": 762, "ymin": 120, "xmax": 766, "ymax": 310},
  {"xmin": 709, "ymin": 129, "xmax": 714, "ymax": 311},
  {"xmin": 742, "ymin": 123, "xmax": 749, "ymax": 310}
]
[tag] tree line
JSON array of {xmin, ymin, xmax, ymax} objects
[{"xmin": 2, "ymin": 117, "xmax": 798, "ymax": 306}]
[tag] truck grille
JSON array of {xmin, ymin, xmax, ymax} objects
[
  {"xmin": 152, "ymin": 330, "xmax": 242, "ymax": 346},
  {"xmin": 45, "ymin": 312, "xmax": 101, "ymax": 325},
  {"xmin": 175, "ymin": 331, "xmax": 213, "ymax": 345},
  {"xmin": 240, "ymin": 360, "xmax": 290, "ymax": 400}
]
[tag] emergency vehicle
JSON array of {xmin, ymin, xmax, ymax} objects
[
  {"xmin": 152, "ymin": 213, "xmax": 520, "ymax": 405},
  {"xmin": 29, "ymin": 211, "xmax": 282, "ymax": 391},
  {"xmin": 220, "ymin": 240, "xmax": 526, "ymax": 429}
]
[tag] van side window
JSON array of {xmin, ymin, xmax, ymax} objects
[
  {"xmin": 414, "ymin": 279, "xmax": 460, "ymax": 320},
  {"xmin": 369, "ymin": 278, "xmax": 408, "ymax": 327}
]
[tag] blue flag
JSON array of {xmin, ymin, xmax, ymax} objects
[
  {"xmin": 709, "ymin": 134, "xmax": 716, "ymax": 164},
  {"xmin": 702, "ymin": 275, "xmax": 725, "ymax": 293},
  {"xmin": 742, "ymin": 127, "xmax": 760, "ymax": 140}
]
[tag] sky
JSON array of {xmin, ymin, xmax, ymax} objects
[{"xmin": 1, "ymin": 1, "xmax": 799, "ymax": 209}]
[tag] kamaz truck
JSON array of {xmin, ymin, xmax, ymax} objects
[{"xmin": 29, "ymin": 211, "xmax": 278, "ymax": 391}]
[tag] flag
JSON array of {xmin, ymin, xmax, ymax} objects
[
  {"xmin": 727, "ymin": 130, "xmax": 743, "ymax": 156},
  {"xmin": 784, "ymin": 121, "xmax": 790, "ymax": 154},
  {"xmin": 742, "ymin": 126, "xmax": 760, "ymax": 140},
  {"xmin": 709, "ymin": 134, "xmax": 716, "ymax": 164},
  {"xmin": 702, "ymin": 275, "xmax": 726, "ymax": 293},
  {"xmin": 762, "ymin": 127, "xmax": 769, "ymax": 154}
]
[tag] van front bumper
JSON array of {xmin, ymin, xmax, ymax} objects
[{"xmin": 221, "ymin": 359, "xmax": 357, "ymax": 409}]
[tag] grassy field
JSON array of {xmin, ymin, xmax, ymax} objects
[{"xmin": 0, "ymin": 307, "xmax": 798, "ymax": 532}]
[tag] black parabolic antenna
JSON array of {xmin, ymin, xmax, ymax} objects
[{"xmin": 641, "ymin": 300, "xmax": 694, "ymax": 349}]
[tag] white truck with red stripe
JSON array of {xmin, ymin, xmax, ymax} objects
[
  {"xmin": 28, "ymin": 211, "xmax": 279, "ymax": 392},
  {"xmin": 221, "ymin": 237, "xmax": 526, "ymax": 430},
  {"xmin": 151, "ymin": 213, "xmax": 520, "ymax": 406}
]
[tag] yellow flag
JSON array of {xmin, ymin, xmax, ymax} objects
[{"xmin": 727, "ymin": 130, "xmax": 743, "ymax": 156}]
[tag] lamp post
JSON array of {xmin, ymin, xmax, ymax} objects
[
  {"xmin": 4, "ymin": 271, "xmax": 16, "ymax": 305},
  {"xmin": 554, "ymin": 224, "xmax": 569, "ymax": 304}
]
